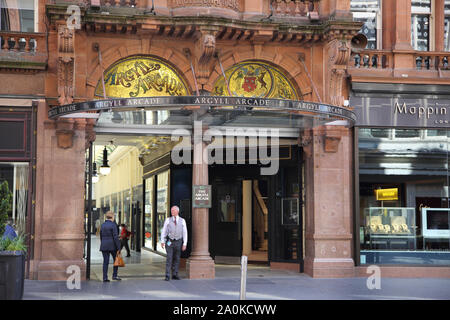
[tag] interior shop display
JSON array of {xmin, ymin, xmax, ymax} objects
[{"xmin": 364, "ymin": 207, "xmax": 417, "ymax": 249}]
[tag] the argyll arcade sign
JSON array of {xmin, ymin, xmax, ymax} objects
[{"xmin": 48, "ymin": 96, "xmax": 356, "ymax": 123}]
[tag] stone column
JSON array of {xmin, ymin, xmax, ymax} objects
[
  {"xmin": 29, "ymin": 101, "xmax": 87, "ymax": 280},
  {"xmin": 435, "ymin": 0, "xmax": 445, "ymax": 52},
  {"xmin": 382, "ymin": 0, "xmax": 395, "ymax": 50},
  {"xmin": 187, "ymin": 121, "xmax": 215, "ymax": 279},
  {"xmin": 242, "ymin": 180, "xmax": 252, "ymax": 256},
  {"xmin": 393, "ymin": 0, "xmax": 412, "ymax": 51},
  {"xmin": 303, "ymin": 125, "xmax": 354, "ymax": 278},
  {"xmin": 392, "ymin": 0, "xmax": 414, "ymax": 73},
  {"xmin": 318, "ymin": 0, "xmax": 352, "ymax": 20}
]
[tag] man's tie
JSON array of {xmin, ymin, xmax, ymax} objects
[{"xmin": 174, "ymin": 217, "xmax": 177, "ymax": 226}]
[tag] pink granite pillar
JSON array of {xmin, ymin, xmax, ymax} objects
[
  {"xmin": 187, "ymin": 120, "xmax": 215, "ymax": 279},
  {"xmin": 303, "ymin": 125, "xmax": 355, "ymax": 278},
  {"xmin": 29, "ymin": 101, "xmax": 87, "ymax": 280}
]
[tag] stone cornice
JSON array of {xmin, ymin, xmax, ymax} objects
[{"xmin": 46, "ymin": 4, "xmax": 362, "ymax": 43}]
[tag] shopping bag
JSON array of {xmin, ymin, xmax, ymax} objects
[{"xmin": 114, "ymin": 251, "xmax": 125, "ymax": 267}]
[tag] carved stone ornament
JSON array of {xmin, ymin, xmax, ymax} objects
[
  {"xmin": 323, "ymin": 125, "xmax": 342, "ymax": 153},
  {"xmin": 327, "ymin": 39, "xmax": 351, "ymax": 107},
  {"xmin": 195, "ymin": 32, "xmax": 216, "ymax": 85},
  {"xmin": 55, "ymin": 118, "xmax": 75, "ymax": 149},
  {"xmin": 57, "ymin": 26, "xmax": 75, "ymax": 106}
]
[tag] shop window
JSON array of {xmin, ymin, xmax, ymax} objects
[
  {"xmin": 445, "ymin": 0, "xmax": 450, "ymax": 51},
  {"xmin": 0, "ymin": 0, "xmax": 35, "ymax": 32},
  {"xmin": 350, "ymin": 0, "xmax": 380, "ymax": 50},
  {"xmin": 411, "ymin": 0, "xmax": 431, "ymax": 51},
  {"xmin": 122, "ymin": 189, "xmax": 130, "ymax": 227},
  {"xmin": 0, "ymin": 110, "xmax": 32, "ymax": 160},
  {"xmin": 0, "ymin": 163, "xmax": 29, "ymax": 235},
  {"xmin": 358, "ymin": 128, "xmax": 450, "ymax": 265},
  {"xmin": 156, "ymin": 170, "xmax": 169, "ymax": 253},
  {"xmin": 144, "ymin": 177, "xmax": 154, "ymax": 249}
]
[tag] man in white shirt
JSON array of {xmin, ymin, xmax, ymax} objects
[{"xmin": 161, "ymin": 205, "xmax": 188, "ymax": 281}]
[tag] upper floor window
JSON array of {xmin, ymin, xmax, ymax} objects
[
  {"xmin": 0, "ymin": 0, "xmax": 34, "ymax": 32},
  {"xmin": 351, "ymin": 0, "xmax": 381, "ymax": 50},
  {"xmin": 445, "ymin": 0, "xmax": 450, "ymax": 51},
  {"xmin": 411, "ymin": 0, "xmax": 431, "ymax": 51}
]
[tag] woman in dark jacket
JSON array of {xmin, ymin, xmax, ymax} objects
[{"xmin": 100, "ymin": 211, "xmax": 121, "ymax": 282}]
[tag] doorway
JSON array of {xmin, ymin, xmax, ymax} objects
[{"xmin": 210, "ymin": 173, "xmax": 271, "ymax": 265}]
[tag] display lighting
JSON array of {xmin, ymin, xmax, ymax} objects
[{"xmin": 100, "ymin": 146, "xmax": 111, "ymax": 175}]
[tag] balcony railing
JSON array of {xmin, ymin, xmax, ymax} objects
[
  {"xmin": 100, "ymin": 0, "xmax": 140, "ymax": 7},
  {"xmin": 0, "ymin": 31, "xmax": 47, "ymax": 70},
  {"xmin": 349, "ymin": 50, "xmax": 450, "ymax": 71},
  {"xmin": 271, "ymin": 0, "xmax": 318, "ymax": 17},
  {"xmin": 350, "ymin": 50, "xmax": 393, "ymax": 69},
  {"xmin": 0, "ymin": 32, "xmax": 46, "ymax": 53},
  {"xmin": 414, "ymin": 52, "xmax": 450, "ymax": 71}
]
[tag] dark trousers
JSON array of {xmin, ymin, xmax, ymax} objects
[
  {"xmin": 165, "ymin": 239, "xmax": 182, "ymax": 277},
  {"xmin": 120, "ymin": 239, "xmax": 130, "ymax": 256},
  {"xmin": 102, "ymin": 250, "xmax": 118, "ymax": 281}
]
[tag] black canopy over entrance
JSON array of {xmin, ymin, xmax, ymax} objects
[{"xmin": 48, "ymin": 96, "xmax": 356, "ymax": 125}]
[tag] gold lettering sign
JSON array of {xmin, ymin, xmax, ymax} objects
[
  {"xmin": 95, "ymin": 56, "xmax": 190, "ymax": 98},
  {"xmin": 212, "ymin": 61, "xmax": 300, "ymax": 101},
  {"xmin": 375, "ymin": 188, "xmax": 399, "ymax": 201}
]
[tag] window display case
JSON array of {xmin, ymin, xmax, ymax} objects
[{"xmin": 364, "ymin": 207, "xmax": 417, "ymax": 249}]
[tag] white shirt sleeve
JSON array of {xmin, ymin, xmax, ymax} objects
[
  {"xmin": 160, "ymin": 218, "xmax": 169, "ymax": 244},
  {"xmin": 182, "ymin": 218, "xmax": 188, "ymax": 246}
]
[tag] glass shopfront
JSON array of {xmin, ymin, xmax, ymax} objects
[
  {"xmin": 144, "ymin": 177, "xmax": 154, "ymax": 249},
  {"xmin": 358, "ymin": 128, "xmax": 449, "ymax": 265},
  {"xmin": 122, "ymin": 189, "xmax": 131, "ymax": 226},
  {"xmin": 156, "ymin": 170, "xmax": 169, "ymax": 253},
  {"xmin": 352, "ymin": 92, "xmax": 450, "ymax": 266}
]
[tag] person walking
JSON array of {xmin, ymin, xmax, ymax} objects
[
  {"xmin": 161, "ymin": 205, "xmax": 187, "ymax": 281},
  {"xmin": 95, "ymin": 218, "xmax": 101, "ymax": 237},
  {"xmin": 99, "ymin": 211, "xmax": 121, "ymax": 282},
  {"xmin": 120, "ymin": 223, "xmax": 132, "ymax": 257}
]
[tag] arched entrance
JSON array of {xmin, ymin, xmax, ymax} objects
[{"xmin": 50, "ymin": 56, "xmax": 355, "ymax": 279}]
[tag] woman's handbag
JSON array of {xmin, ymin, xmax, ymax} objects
[{"xmin": 114, "ymin": 251, "xmax": 125, "ymax": 267}]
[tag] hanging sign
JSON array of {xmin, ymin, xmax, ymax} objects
[{"xmin": 192, "ymin": 185, "xmax": 212, "ymax": 208}]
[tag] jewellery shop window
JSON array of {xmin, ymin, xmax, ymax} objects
[{"xmin": 358, "ymin": 128, "xmax": 450, "ymax": 265}]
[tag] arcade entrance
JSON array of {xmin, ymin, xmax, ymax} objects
[{"xmin": 209, "ymin": 145, "xmax": 304, "ymax": 268}]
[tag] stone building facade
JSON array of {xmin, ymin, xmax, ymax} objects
[{"xmin": 0, "ymin": 0, "xmax": 448, "ymax": 281}]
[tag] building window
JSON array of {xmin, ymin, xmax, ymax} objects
[
  {"xmin": 156, "ymin": 170, "xmax": 169, "ymax": 253},
  {"xmin": 411, "ymin": 0, "xmax": 432, "ymax": 51},
  {"xmin": 351, "ymin": 0, "xmax": 381, "ymax": 50},
  {"xmin": 0, "ymin": 163, "xmax": 29, "ymax": 235},
  {"xmin": 0, "ymin": 0, "xmax": 35, "ymax": 32},
  {"xmin": 144, "ymin": 177, "xmax": 154, "ymax": 250},
  {"xmin": 359, "ymin": 128, "xmax": 450, "ymax": 265},
  {"xmin": 445, "ymin": 0, "xmax": 450, "ymax": 51}
]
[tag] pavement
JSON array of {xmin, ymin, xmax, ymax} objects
[{"xmin": 22, "ymin": 236, "xmax": 450, "ymax": 300}]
